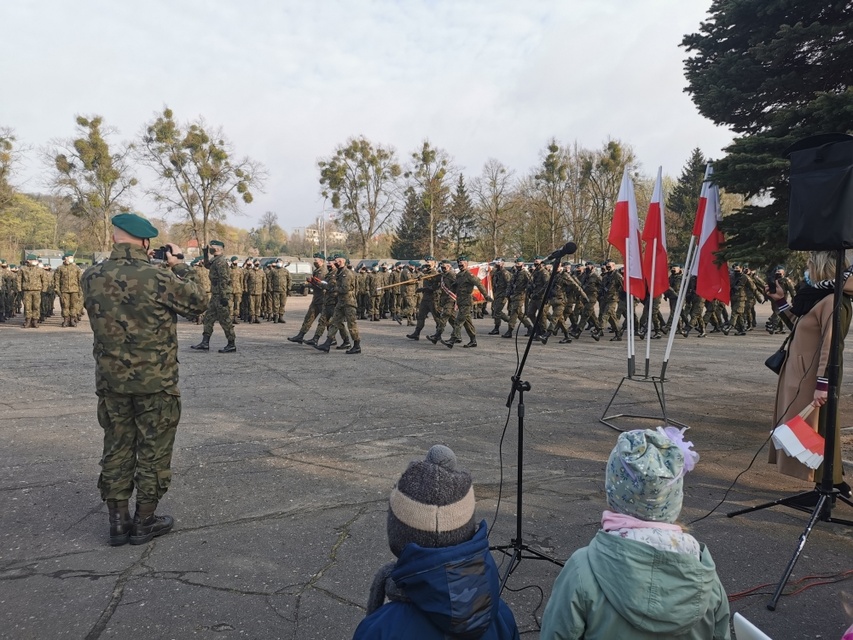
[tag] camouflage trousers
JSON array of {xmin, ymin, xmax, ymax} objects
[
  {"xmin": 96, "ymin": 391, "xmax": 181, "ymax": 503},
  {"xmin": 328, "ymin": 304, "xmax": 360, "ymax": 341},
  {"xmin": 22, "ymin": 291, "xmax": 40, "ymax": 320},
  {"xmin": 401, "ymin": 293, "xmax": 416, "ymax": 320},
  {"xmin": 548, "ymin": 300, "xmax": 569, "ymax": 335},
  {"xmin": 231, "ymin": 293, "xmax": 242, "ymax": 318},
  {"xmin": 249, "ymin": 294, "xmax": 262, "ymax": 318},
  {"xmin": 450, "ymin": 303, "xmax": 477, "ymax": 341},
  {"xmin": 729, "ymin": 296, "xmax": 747, "ymax": 332},
  {"xmin": 505, "ymin": 295, "xmax": 531, "ymax": 330},
  {"xmin": 434, "ymin": 299, "xmax": 457, "ymax": 335},
  {"xmin": 412, "ymin": 295, "xmax": 438, "ymax": 335},
  {"xmin": 491, "ymin": 295, "xmax": 507, "ymax": 327},
  {"xmin": 203, "ymin": 299, "xmax": 236, "ymax": 341},
  {"xmin": 299, "ymin": 298, "xmax": 325, "ymax": 334},
  {"xmin": 578, "ymin": 298, "xmax": 601, "ymax": 331},
  {"xmin": 60, "ymin": 291, "xmax": 81, "ymax": 318},
  {"xmin": 600, "ymin": 298, "xmax": 621, "ymax": 332},
  {"xmin": 271, "ymin": 291, "xmax": 287, "ymax": 316}
]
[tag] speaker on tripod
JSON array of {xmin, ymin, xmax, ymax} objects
[{"xmin": 727, "ymin": 132, "xmax": 853, "ymax": 610}]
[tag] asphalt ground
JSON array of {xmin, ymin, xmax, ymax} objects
[{"xmin": 1, "ymin": 296, "xmax": 852, "ymax": 639}]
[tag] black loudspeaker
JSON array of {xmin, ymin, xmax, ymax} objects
[{"xmin": 785, "ymin": 133, "xmax": 853, "ymax": 250}]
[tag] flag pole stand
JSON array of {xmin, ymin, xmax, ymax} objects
[
  {"xmin": 598, "ymin": 372, "xmax": 689, "ymax": 432},
  {"xmin": 726, "ymin": 249, "xmax": 852, "ymax": 610}
]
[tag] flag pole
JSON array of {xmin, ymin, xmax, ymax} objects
[
  {"xmin": 626, "ymin": 236, "xmax": 635, "ymax": 378},
  {"xmin": 660, "ymin": 236, "xmax": 697, "ymax": 380},
  {"xmin": 644, "ymin": 242, "xmax": 657, "ymax": 378}
]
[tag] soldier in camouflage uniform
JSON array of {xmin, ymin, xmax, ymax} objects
[
  {"xmin": 502, "ymin": 257, "xmax": 533, "ymax": 338},
  {"xmin": 426, "ymin": 260, "xmax": 457, "ymax": 344},
  {"xmin": 191, "ymin": 240, "xmax": 236, "ymax": 353},
  {"xmin": 407, "ymin": 257, "xmax": 441, "ymax": 340},
  {"xmin": 40, "ymin": 263, "xmax": 55, "ymax": 322},
  {"xmin": 488, "ymin": 257, "xmax": 511, "ymax": 335},
  {"xmin": 523, "ymin": 257, "xmax": 549, "ymax": 338},
  {"xmin": 574, "ymin": 263, "xmax": 603, "ymax": 341},
  {"xmin": 229, "ymin": 257, "xmax": 244, "ymax": 324},
  {"xmin": 744, "ymin": 267, "xmax": 765, "ymax": 331},
  {"xmin": 599, "ymin": 261, "xmax": 624, "ymax": 341},
  {"xmin": 246, "ymin": 259, "xmax": 265, "ymax": 323},
  {"xmin": 0, "ymin": 260, "xmax": 9, "ymax": 322},
  {"xmin": 442, "ymin": 256, "xmax": 492, "ymax": 349},
  {"xmin": 725, "ymin": 264, "xmax": 754, "ymax": 335},
  {"xmin": 191, "ymin": 259, "xmax": 210, "ymax": 324},
  {"xmin": 305, "ymin": 258, "xmax": 350, "ymax": 347},
  {"xmin": 18, "ymin": 254, "xmax": 44, "ymax": 328},
  {"xmin": 399, "ymin": 261, "xmax": 418, "ymax": 326},
  {"xmin": 766, "ymin": 267, "xmax": 796, "ymax": 334},
  {"xmin": 548, "ymin": 261, "xmax": 587, "ymax": 343},
  {"xmin": 315, "ymin": 255, "xmax": 361, "ymax": 354},
  {"xmin": 54, "ymin": 252, "xmax": 83, "ymax": 327},
  {"xmin": 9, "ymin": 264, "xmax": 21, "ymax": 316},
  {"xmin": 267, "ymin": 259, "xmax": 290, "ymax": 323},
  {"xmin": 82, "ymin": 212, "xmax": 207, "ymax": 546},
  {"xmin": 683, "ymin": 275, "xmax": 706, "ymax": 337},
  {"xmin": 289, "ymin": 252, "xmax": 328, "ymax": 343},
  {"xmin": 356, "ymin": 265, "xmax": 369, "ymax": 320}
]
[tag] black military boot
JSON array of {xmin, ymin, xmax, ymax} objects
[
  {"xmin": 463, "ymin": 340, "xmax": 477, "ymax": 348},
  {"xmin": 488, "ymin": 325, "xmax": 501, "ymax": 335},
  {"xmin": 278, "ymin": 315, "xmax": 286, "ymax": 323},
  {"xmin": 426, "ymin": 333, "xmax": 440, "ymax": 344},
  {"xmin": 314, "ymin": 338, "xmax": 333, "ymax": 353},
  {"xmin": 107, "ymin": 499, "xmax": 132, "ymax": 547},
  {"xmin": 218, "ymin": 341, "xmax": 236, "ymax": 353},
  {"xmin": 61, "ymin": 318, "xmax": 68, "ymax": 327},
  {"xmin": 252, "ymin": 316, "xmax": 260, "ymax": 324},
  {"xmin": 440, "ymin": 337, "xmax": 455, "ymax": 349},
  {"xmin": 559, "ymin": 332, "xmax": 573, "ymax": 344},
  {"xmin": 336, "ymin": 339, "xmax": 352, "ymax": 350},
  {"xmin": 288, "ymin": 332, "xmax": 306, "ymax": 343},
  {"xmin": 346, "ymin": 340, "xmax": 361, "ymax": 354},
  {"xmin": 502, "ymin": 328, "xmax": 514, "ymax": 338},
  {"xmin": 610, "ymin": 331, "xmax": 623, "ymax": 342},
  {"xmin": 406, "ymin": 332, "xmax": 420, "ymax": 340},
  {"xmin": 303, "ymin": 335, "xmax": 319, "ymax": 346},
  {"xmin": 130, "ymin": 502, "xmax": 174, "ymax": 545},
  {"xmin": 191, "ymin": 335, "xmax": 210, "ymax": 351},
  {"xmin": 233, "ymin": 316, "xmax": 240, "ymax": 325}
]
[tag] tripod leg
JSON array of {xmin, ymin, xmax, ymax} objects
[
  {"xmin": 767, "ymin": 494, "xmax": 828, "ymax": 611},
  {"xmin": 499, "ymin": 547, "xmax": 522, "ymax": 593},
  {"xmin": 728, "ymin": 490, "xmax": 817, "ymax": 518}
]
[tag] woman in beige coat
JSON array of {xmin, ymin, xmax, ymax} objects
[{"xmin": 766, "ymin": 251, "xmax": 851, "ymax": 495}]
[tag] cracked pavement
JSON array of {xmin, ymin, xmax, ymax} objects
[{"xmin": 1, "ymin": 297, "xmax": 852, "ymax": 639}]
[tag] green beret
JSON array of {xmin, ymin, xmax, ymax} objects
[
  {"xmin": 440, "ymin": 259, "xmax": 452, "ymax": 265},
  {"xmin": 423, "ymin": 255, "xmax": 435, "ymax": 261},
  {"xmin": 209, "ymin": 240, "xmax": 224, "ymax": 248},
  {"xmin": 456, "ymin": 255, "xmax": 468, "ymax": 262},
  {"xmin": 408, "ymin": 260, "xmax": 419, "ymax": 266},
  {"xmin": 63, "ymin": 251, "xmax": 74, "ymax": 258},
  {"xmin": 534, "ymin": 256, "xmax": 545, "ymax": 262},
  {"xmin": 0, "ymin": 259, "xmax": 6, "ymax": 265},
  {"xmin": 111, "ymin": 212, "xmax": 159, "ymax": 239},
  {"xmin": 515, "ymin": 256, "xmax": 525, "ymax": 263},
  {"xmin": 230, "ymin": 255, "xmax": 238, "ymax": 261},
  {"xmin": 26, "ymin": 253, "xmax": 37, "ymax": 260},
  {"xmin": 313, "ymin": 251, "xmax": 325, "ymax": 259}
]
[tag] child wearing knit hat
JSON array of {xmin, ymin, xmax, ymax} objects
[
  {"xmin": 540, "ymin": 428, "xmax": 731, "ymax": 640},
  {"xmin": 353, "ymin": 444, "xmax": 520, "ymax": 640}
]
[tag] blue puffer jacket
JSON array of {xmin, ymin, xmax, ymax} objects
[{"xmin": 353, "ymin": 522, "xmax": 519, "ymax": 640}]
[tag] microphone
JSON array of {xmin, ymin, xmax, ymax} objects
[{"xmin": 544, "ymin": 241, "xmax": 578, "ymax": 261}]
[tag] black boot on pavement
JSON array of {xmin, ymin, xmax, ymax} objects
[
  {"xmin": 129, "ymin": 502, "xmax": 174, "ymax": 545},
  {"xmin": 288, "ymin": 332, "xmax": 305, "ymax": 343},
  {"xmin": 107, "ymin": 499, "xmax": 132, "ymax": 547},
  {"xmin": 346, "ymin": 341, "xmax": 362, "ymax": 354},
  {"xmin": 218, "ymin": 341, "xmax": 236, "ymax": 353},
  {"xmin": 314, "ymin": 338, "xmax": 333, "ymax": 353},
  {"xmin": 191, "ymin": 335, "xmax": 210, "ymax": 351}
]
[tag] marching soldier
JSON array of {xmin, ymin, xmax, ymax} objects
[
  {"xmin": 191, "ymin": 240, "xmax": 236, "ymax": 353},
  {"xmin": 407, "ymin": 257, "xmax": 441, "ymax": 341},
  {"xmin": 725, "ymin": 264, "xmax": 755, "ymax": 335},
  {"xmin": 289, "ymin": 252, "xmax": 328, "ymax": 343},
  {"xmin": 766, "ymin": 266, "xmax": 796, "ymax": 334},
  {"xmin": 305, "ymin": 257, "xmax": 350, "ymax": 348},
  {"xmin": 488, "ymin": 257, "xmax": 512, "ymax": 335},
  {"xmin": 547, "ymin": 261, "xmax": 587, "ymax": 344},
  {"xmin": 599, "ymin": 261, "xmax": 624, "ymax": 341},
  {"xmin": 267, "ymin": 258, "xmax": 290, "ymax": 323},
  {"xmin": 524, "ymin": 257, "xmax": 549, "ymax": 339},
  {"xmin": 399, "ymin": 261, "xmax": 418, "ymax": 326},
  {"xmin": 314, "ymin": 255, "xmax": 361, "ymax": 354},
  {"xmin": 574, "ymin": 262, "xmax": 602, "ymax": 341},
  {"xmin": 426, "ymin": 260, "xmax": 457, "ymax": 345},
  {"xmin": 442, "ymin": 256, "xmax": 492, "ymax": 349},
  {"xmin": 502, "ymin": 257, "xmax": 533, "ymax": 338},
  {"xmin": 683, "ymin": 275, "xmax": 706, "ymax": 337}
]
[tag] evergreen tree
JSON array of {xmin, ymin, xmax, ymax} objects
[
  {"xmin": 441, "ymin": 174, "xmax": 477, "ymax": 258},
  {"xmin": 666, "ymin": 148, "xmax": 708, "ymax": 258},
  {"xmin": 683, "ymin": 0, "xmax": 853, "ymax": 267},
  {"xmin": 390, "ymin": 188, "xmax": 430, "ymax": 259}
]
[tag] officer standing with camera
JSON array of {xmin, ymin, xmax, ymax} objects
[
  {"xmin": 191, "ymin": 240, "xmax": 237, "ymax": 353},
  {"xmin": 82, "ymin": 212, "xmax": 208, "ymax": 545}
]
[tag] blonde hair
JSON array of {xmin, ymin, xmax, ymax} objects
[{"xmin": 807, "ymin": 251, "xmax": 850, "ymax": 282}]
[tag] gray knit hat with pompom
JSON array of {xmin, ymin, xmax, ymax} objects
[{"xmin": 386, "ymin": 444, "xmax": 476, "ymax": 557}]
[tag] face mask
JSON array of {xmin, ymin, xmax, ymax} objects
[{"xmin": 804, "ymin": 269, "xmax": 813, "ymax": 286}]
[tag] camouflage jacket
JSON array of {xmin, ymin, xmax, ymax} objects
[
  {"xmin": 491, "ymin": 267, "xmax": 511, "ymax": 298},
  {"xmin": 208, "ymin": 255, "xmax": 232, "ymax": 300},
  {"xmin": 437, "ymin": 270, "xmax": 457, "ymax": 305},
  {"xmin": 19, "ymin": 265, "xmax": 45, "ymax": 291},
  {"xmin": 581, "ymin": 270, "xmax": 601, "ymax": 300},
  {"xmin": 310, "ymin": 265, "xmax": 327, "ymax": 303},
  {"xmin": 54, "ymin": 263, "xmax": 82, "ymax": 293},
  {"xmin": 507, "ymin": 267, "xmax": 530, "ymax": 299},
  {"xmin": 82, "ymin": 243, "xmax": 208, "ymax": 395},
  {"xmin": 453, "ymin": 269, "xmax": 489, "ymax": 307},
  {"xmin": 528, "ymin": 266, "xmax": 549, "ymax": 299},
  {"xmin": 246, "ymin": 268, "xmax": 265, "ymax": 294},
  {"xmin": 267, "ymin": 266, "xmax": 290, "ymax": 293},
  {"xmin": 230, "ymin": 265, "xmax": 245, "ymax": 295},
  {"xmin": 335, "ymin": 266, "xmax": 358, "ymax": 307},
  {"xmin": 194, "ymin": 264, "xmax": 211, "ymax": 296}
]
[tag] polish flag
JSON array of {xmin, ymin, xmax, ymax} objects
[
  {"xmin": 691, "ymin": 164, "xmax": 712, "ymax": 238},
  {"xmin": 608, "ymin": 168, "xmax": 646, "ymax": 298},
  {"xmin": 691, "ymin": 166, "xmax": 730, "ymax": 304},
  {"xmin": 468, "ymin": 262, "xmax": 491, "ymax": 302},
  {"xmin": 642, "ymin": 167, "xmax": 669, "ymax": 297}
]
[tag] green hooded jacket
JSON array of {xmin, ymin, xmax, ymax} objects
[{"xmin": 540, "ymin": 531, "xmax": 730, "ymax": 640}]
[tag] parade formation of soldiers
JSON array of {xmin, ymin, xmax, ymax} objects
[{"xmin": 2, "ymin": 245, "xmax": 797, "ymax": 351}]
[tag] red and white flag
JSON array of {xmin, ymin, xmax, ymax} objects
[
  {"xmin": 691, "ymin": 165, "xmax": 730, "ymax": 304},
  {"xmin": 772, "ymin": 406, "xmax": 824, "ymax": 469},
  {"xmin": 468, "ymin": 262, "xmax": 491, "ymax": 303},
  {"xmin": 608, "ymin": 168, "xmax": 646, "ymax": 299},
  {"xmin": 642, "ymin": 167, "xmax": 669, "ymax": 297}
]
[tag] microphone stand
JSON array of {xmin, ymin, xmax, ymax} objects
[{"xmin": 491, "ymin": 249, "xmax": 568, "ymax": 592}]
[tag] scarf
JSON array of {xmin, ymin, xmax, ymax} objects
[{"xmin": 790, "ymin": 282, "xmax": 833, "ymax": 317}]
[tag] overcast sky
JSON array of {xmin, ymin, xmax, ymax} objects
[{"xmin": 1, "ymin": 0, "xmax": 732, "ymax": 234}]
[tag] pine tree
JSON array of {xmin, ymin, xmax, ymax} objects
[
  {"xmin": 666, "ymin": 148, "xmax": 708, "ymax": 258},
  {"xmin": 441, "ymin": 174, "xmax": 477, "ymax": 258},
  {"xmin": 390, "ymin": 188, "xmax": 430, "ymax": 259},
  {"xmin": 682, "ymin": 0, "xmax": 853, "ymax": 267}
]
